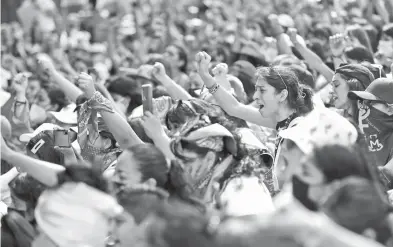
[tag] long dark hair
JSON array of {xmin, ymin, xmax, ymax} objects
[{"xmin": 256, "ymin": 66, "xmax": 314, "ymax": 115}]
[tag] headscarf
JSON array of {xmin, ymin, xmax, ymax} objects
[
  {"xmin": 77, "ymin": 92, "xmax": 121, "ymax": 169},
  {"xmin": 335, "ymin": 64, "xmax": 375, "ymax": 90}
]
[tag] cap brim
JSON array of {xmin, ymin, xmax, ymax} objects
[
  {"xmin": 348, "ymin": 91, "xmax": 382, "ymax": 102},
  {"xmin": 19, "ymin": 133, "xmax": 34, "ymax": 142},
  {"xmin": 183, "ymin": 124, "xmax": 238, "ymax": 155},
  {"xmin": 48, "ymin": 111, "xmax": 77, "ymax": 124},
  {"xmin": 278, "ymin": 127, "xmax": 309, "ymax": 155}
]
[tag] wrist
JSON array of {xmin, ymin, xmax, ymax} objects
[
  {"xmin": 15, "ymin": 92, "xmax": 26, "ymax": 101},
  {"xmin": 3, "ymin": 149, "xmax": 16, "ymax": 161}
]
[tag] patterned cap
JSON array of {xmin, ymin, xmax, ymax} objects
[{"xmin": 278, "ymin": 109, "xmax": 358, "ymax": 155}]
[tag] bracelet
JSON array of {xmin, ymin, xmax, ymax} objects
[
  {"xmin": 207, "ymin": 83, "xmax": 220, "ymax": 94},
  {"xmin": 15, "ymin": 100, "xmax": 26, "ymax": 105}
]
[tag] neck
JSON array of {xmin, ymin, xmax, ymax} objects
[
  {"xmin": 276, "ymin": 106, "xmax": 296, "ymax": 122},
  {"xmin": 344, "ymin": 102, "xmax": 355, "ymax": 117}
]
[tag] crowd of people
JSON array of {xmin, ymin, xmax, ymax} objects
[{"xmin": 1, "ymin": 0, "xmax": 393, "ymax": 246}]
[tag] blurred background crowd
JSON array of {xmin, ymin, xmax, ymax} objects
[{"xmin": 1, "ymin": 0, "xmax": 393, "ymax": 246}]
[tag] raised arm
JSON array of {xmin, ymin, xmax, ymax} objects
[
  {"xmin": 196, "ymin": 52, "xmax": 275, "ymax": 128},
  {"xmin": 1, "ymin": 136, "xmax": 65, "ymax": 187},
  {"xmin": 268, "ymin": 14, "xmax": 293, "ymax": 55},
  {"xmin": 288, "ymin": 28, "xmax": 334, "ymax": 88},
  {"xmin": 151, "ymin": 62, "xmax": 192, "ymax": 101},
  {"xmin": 39, "ymin": 58, "xmax": 83, "ymax": 102},
  {"xmin": 77, "ymin": 73, "xmax": 143, "ymax": 149}
]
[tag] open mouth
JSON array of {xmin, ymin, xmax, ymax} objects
[{"xmin": 259, "ymin": 104, "xmax": 264, "ymax": 110}]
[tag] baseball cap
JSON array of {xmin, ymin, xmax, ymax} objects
[
  {"xmin": 19, "ymin": 123, "xmax": 58, "ymax": 143},
  {"xmin": 278, "ymin": 109, "xmax": 358, "ymax": 155},
  {"xmin": 48, "ymin": 103, "xmax": 77, "ymax": 125},
  {"xmin": 348, "ymin": 78, "xmax": 393, "ymax": 104}
]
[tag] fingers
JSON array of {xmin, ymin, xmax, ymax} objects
[
  {"xmin": 212, "ymin": 63, "xmax": 228, "ymax": 76},
  {"xmin": 195, "ymin": 51, "xmax": 211, "ymax": 64},
  {"xmin": 287, "ymin": 28, "xmax": 297, "ymax": 42},
  {"xmin": 152, "ymin": 62, "xmax": 165, "ymax": 76}
]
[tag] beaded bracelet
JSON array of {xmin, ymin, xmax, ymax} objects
[{"xmin": 208, "ymin": 83, "xmax": 220, "ymax": 94}]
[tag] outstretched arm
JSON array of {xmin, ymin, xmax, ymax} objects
[
  {"xmin": 77, "ymin": 73, "xmax": 143, "ymax": 149},
  {"xmin": 39, "ymin": 58, "xmax": 83, "ymax": 103},
  {"xmin": 1, "ymin": 137, "xmax": 65, "ymax": 187},
  {"xmin": 151, "ymin": 63, "xmax": 192, "ymax": 101},
  {"xmin": 196, "ymin": 52, "xmax": 276, "ymax": 128},
  {"xmin": 287, "ymin": 28, "xmax": 334, "ymax": 89}
]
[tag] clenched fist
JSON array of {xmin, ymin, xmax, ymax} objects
[
  {"xmin": 195, "ymin": 51, "xmax": 212, "ymax": 76},
  {"xmin": 212, "ymin": 63, "xmax": 228, "ymax": 81},
  {"xmin": 76, "ymin": 72, "xmax": 96, "ymax": 99},
  {"xmin": 151, "ymin": 62, "xmax": 167, "ymax": 81}
]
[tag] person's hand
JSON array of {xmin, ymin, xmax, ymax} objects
[
  {"xmin": 54, "ymin": 146, "xmax": 78, "ymax": 166},
  {"xmin": 11, "ymin": 73, "xmax": 28, "ymax": 97},
  {"xmin": 38, "ymin": 57, "xmax": 56, "ymax": 76},
  {"xmin": 287, "ymin": 28, "xmax": 298, "ymax": 45},
  {"xmin": 141, "ymin": 111, "xmax": 165, "ymax": 140},
  {"xmin": 329, "ymin": 34, "xmax": 348, "ymax": 57},
  {"xmin": 268, "ymin": 14, "xmax": 285, "ymax": 37},
  {"xmin": 151, "ymin": 62, "xmax": 167, "ymax": 81},
  {"xmin": 195, "ymin": 51, "xmax": 211, "ymax": 76},
  {"xmin": 76, "ymin": 72, "xmax": 96, "ymax": 99},
  {"xmin": 137, "ymin": 64, "xmax": 155, "ymax": 79},
  {"xmin": 212, "ymin": 63, "xmax": 228, "ymax": 81}
]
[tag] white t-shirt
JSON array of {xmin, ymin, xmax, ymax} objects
[{"xmin": 220, "ymin": 176, "xmax": 275, "ymax": 217}]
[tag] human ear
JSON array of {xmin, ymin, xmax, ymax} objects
[{"xmin": 278, "ymin": 89, "xmax": 289, "ymax": 103}]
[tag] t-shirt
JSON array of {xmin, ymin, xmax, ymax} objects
[{"xmin": 357, "ymin": 100, "xmax": 393, "ymax": 167}]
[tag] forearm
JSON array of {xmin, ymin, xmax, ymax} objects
[
  {"xmin": 3, "ymin": 150, "xmax": 64, "ymax": 187},
  {"xmin": 99, "ymin": 100, "xmax": 144, "ymax": 149},
  {"xmin": 14, "ymin": 92, "xmax": 27, "ymax": 118},
  {"xmin": 294, "ymin": 43, "xmax": 334, "ymax": 83},
  {"xmin": 374, "ymin": 0, "xmax": 390, "ymax": 24},
  {"xmin": 314, "ymin": 219, "xmax": 385, "ymax": 247},
  {"xmin": 51, "ymin": 71, "xmax": 83, "ymax": 102},
  {"xmin": 160, "ymin": 76, "xmax": 192, "ymax": 101},
  {"xmin": 276, "ymin": 34, "xmax": 293, "ymax": 55},
  {"xmin": 200, "ymin": 73, "xmax": 241, "ymax": 116},
  {"xmin": 152, "ymin": 133, "xmax": 175, "ymax": 161}
]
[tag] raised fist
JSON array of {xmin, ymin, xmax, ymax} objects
[
  {"xmin": 76, "ymin": 72, "xmax": 96, "ymax": 98},
  {"xmin": 329, "ymin": 34, "xmax": 348, "ymax": 57},
  {"xmin": 38, "ymin": 57, "xmax": 56, "ymax": 75},
  {"xmin": 212, "ymin": 63, "xmax": 228, "ymax": 80},
  {"xmin": 195, "ymin": 51, "xmax": 211, "ymax": 75},
  {"xmin": 151, "ymin": 62, "xmax": 167, "ymax": 81},
  {"xmin": 11, "ymin": 73, "xmax": 28, "ymax": 96}
]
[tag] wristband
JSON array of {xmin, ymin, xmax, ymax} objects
[
  {"xmin": 207, "ymin": 83, "xmax": 220, "ymax": 94},
  {"xmin": 15, "ymin": 100, "xmax": 26, "ymax": 105}
]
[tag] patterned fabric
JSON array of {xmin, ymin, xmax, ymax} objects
[
  {"xmin": 77, "ymin": 91, "xmax": 121, "ymax": 169},
  {"xmin": 194, "ymin": 136, "xmax": 224, "ymax": 152}
]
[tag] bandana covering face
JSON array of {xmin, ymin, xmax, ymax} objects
[
  {"xmin": 77, "ymin": 92, "xmax": 122, "ymax": 169},
  {"xmin": 357, "ymin": 100, "xmax": 393, "ymax": 166}
]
